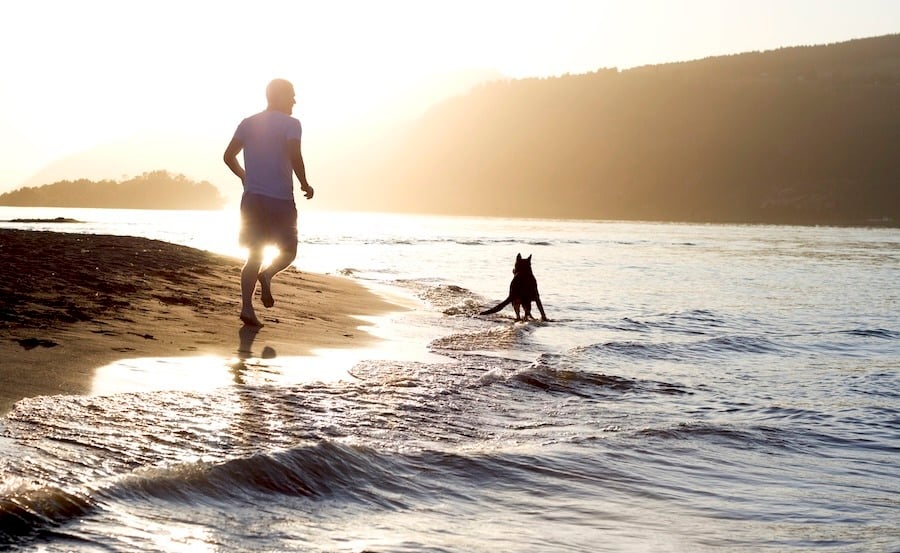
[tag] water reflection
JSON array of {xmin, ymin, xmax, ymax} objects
[
  {"xmin": 89, "ymin": 294, "xmax": 447, "ymax": 400},
  {"xmin": 90, "ymin": 355, "xmax": 235, "ymax": 396},
  {"xmin": 90, "ymin": 353, "xmax": 360, "ymax": 398}
]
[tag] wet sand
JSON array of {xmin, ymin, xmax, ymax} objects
[{"xmin": 0, "ymin": 229, "xmax": 398, "ymax": 414}]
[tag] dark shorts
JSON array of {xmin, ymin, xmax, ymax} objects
[{"xmin": 239, "ymin": 193, "xmax": 298, "ymax": 252}]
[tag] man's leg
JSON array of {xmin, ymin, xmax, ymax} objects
[
  {"xmin": 240, "ymin": 247, "xmax": 264, "ymax": 326},
  {"xmin": 258, "ymin": 244, "xmax": 297, "ymax": 308}
]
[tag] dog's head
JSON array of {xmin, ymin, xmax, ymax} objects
[{"xmin": 513, "ymin": 253, "xmax": 533, "ymax": 275}]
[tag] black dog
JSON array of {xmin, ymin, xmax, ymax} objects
[{"xmin": 480, "ymin": 253, "xmax": 548, "ymax": 321}]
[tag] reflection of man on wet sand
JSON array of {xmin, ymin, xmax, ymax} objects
[{"xmin": 223, "ymin": 78, "xmax": 314, "ymax": 327}]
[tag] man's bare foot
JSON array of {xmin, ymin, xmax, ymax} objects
[
  {"xmin": 240, "ymin": 312, "xmax": 263, "ymax": 327},
  {"xmin": 258, "ymin": 271, "xmax": 274, "ymax": 308}
]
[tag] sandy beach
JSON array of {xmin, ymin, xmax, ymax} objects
[{"xmin": 0, "ymin": 229, "xmax": 397, "ymax": 414}]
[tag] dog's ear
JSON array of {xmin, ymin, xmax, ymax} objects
[
  {"xmin": 516, "ymin": 253, "xmax": 522, "ymax": 261},
  {"xmin": 527, "ymin": 254, "xmax": 532, "ymax": 261}
]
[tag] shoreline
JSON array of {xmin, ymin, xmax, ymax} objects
[
  {"xmin": 2, "ymin": 207, "xmax": 897, "ymax": 231},
  {"xmin": 0, "ymin": 229, "xmax": 401, "ymax": 415}
]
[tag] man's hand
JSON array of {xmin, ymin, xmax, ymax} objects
[{"xmin": 301, "ymin": 184, "xmax": 314, "ymax": 199}]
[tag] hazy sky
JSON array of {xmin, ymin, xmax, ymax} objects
[{"xmin": 1, "ymin": 0, "xmax": 898, "ymax": 189}]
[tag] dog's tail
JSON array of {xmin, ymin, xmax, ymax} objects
[{"xmin": 479, "ymin": 297, "xmax": 511, "ymax": 316}]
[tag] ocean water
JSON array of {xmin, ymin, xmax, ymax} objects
[{"xmin": 1, "ymin": 207, "xmax": 898, "ymax": 552}]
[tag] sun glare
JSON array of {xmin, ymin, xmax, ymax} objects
[{"xmin": 2, "ymin": 1, "xmax": 898, "ymax": 191}]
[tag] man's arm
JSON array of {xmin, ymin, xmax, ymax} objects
[
  {"xmin": 288, "ymin": 138, "xmax": 314, "ymax": 199},
  {"xmin": 223, "ymin": 138, "xmax": 245, "ymax": 182}
]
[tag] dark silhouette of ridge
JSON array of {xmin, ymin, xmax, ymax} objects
[
  {"xmin": 326, "ymin": 34, "xmax": 900, "ymax": 226},
  {"xmin": 0, "ymin": 171, "xmax": 226, "ymax": 210}
]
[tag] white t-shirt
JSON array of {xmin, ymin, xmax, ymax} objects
[{"xmin": 233, "ymin": 110, "xmax": 302, "ymax": 201}]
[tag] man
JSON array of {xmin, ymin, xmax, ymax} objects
[{"xmin": 223, "ymin": 78, "xmax": 314, "ymax": 327}]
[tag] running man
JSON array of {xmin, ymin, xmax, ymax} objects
[{"xmin": 223, "ymin": 78, "xmax": 314, "ymax": 327}]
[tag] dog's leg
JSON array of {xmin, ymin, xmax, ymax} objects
[
  {"xmin": 523, "ymin": 301, "xmax": 533, "ymax": 321},
  {"xmin": 513, "ymin": 299, "xmax": 522, "ymax": 321},
  {"xmin": 535, "ymin": 297, "xmax": 548, "ymax": 322}
]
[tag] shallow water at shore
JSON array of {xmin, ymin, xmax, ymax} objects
[{"xmin": 1, "ymin": 208, "xmax": 899, "ymax": 551}]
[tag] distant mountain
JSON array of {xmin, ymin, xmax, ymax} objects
[
  {"xmin": 0, "ymin": 171, "xmax": 227, "ymax": 210},
  {"xmin": 325, "ymin": 34, "xmax": 900, "ymax": 226}
]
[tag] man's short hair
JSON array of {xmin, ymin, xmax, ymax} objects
[{"xmin": 266, "ymin": 79, "xmax": 294, "ymax": 103}]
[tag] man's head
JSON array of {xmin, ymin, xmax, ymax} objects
[{"xmin": 266, "ymin": 79, "xmax": 296, "ymax": 115}]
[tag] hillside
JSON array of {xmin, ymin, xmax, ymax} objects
[
  {"xmin": 0, "ymin": 171, "xmax": 226, "ymax": 210},
  {"xmin": 323, "ymin": 34, "xmax": 900, "ymax": 225}
]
